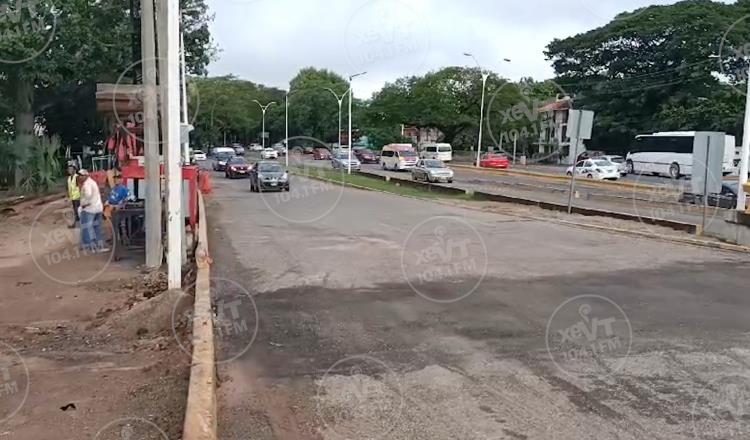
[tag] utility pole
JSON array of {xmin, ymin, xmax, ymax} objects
[
  {"xmin": 347, "ymin": 72, "xmax": 366, "ymax": 174},
  {"xmin": 738, "ymin": 66, "xmax": 750, "ymax": 211},
  {"xmin": 141, "ymin": 0, "xmax": 162, "ymax": 268},
  {"xmin": 156, "ymin": 0, "xmax": 183, "ymax": 289},
  {"xmin": 285, "ymin": 91, "xmax": 289, "ymax": 167},
  {"xmin": 179, "ymin": 27, "xmax": 189, "ymax": 164}
]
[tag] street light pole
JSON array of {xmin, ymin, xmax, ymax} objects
[
  {"xmin": 464, "ymin": 53, "xmax": 511, "ymax": 167},
  {"xmin": 252, "ymin": 99, "xmax": 276, "ymax": 149},
  {"xmin": 325, "ymin": 87, "xmax": 349, "ymax": 149},
  {"xmin": 285, "ymin": 92, "xmax": 289, "ymax": 167},
  {"xmin": 738, "ymin": 65, "xmax": 750, "ymax": 211},
  {"xmin": 347, "ymin": 72, "xmax": 367, "ymax": 175}
]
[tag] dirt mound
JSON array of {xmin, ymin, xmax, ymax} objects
[{"xmin": 92, "ymin": 270, "xmax": 195, "ymax": 339}]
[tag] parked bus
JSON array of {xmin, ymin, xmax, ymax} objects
[{"xmin": 625, "ymin": 132, "xmax": 736, "ymax": 178}]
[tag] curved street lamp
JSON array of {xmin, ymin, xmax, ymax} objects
[
  {"xmin": 252, "ymin": 99, "xmax": 276, "ymax": 149},
  {"xmin": 324, "ymin": 87, "xmax": 350, "ymax": 151}
]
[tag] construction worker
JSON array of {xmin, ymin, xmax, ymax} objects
[
  {"xmin": 66, "ymin": 165, "xmax": 80, "ymax": 228},
  {"xmin": 77, "ymin": 169, "xmax": 108, "ymax": 253}
]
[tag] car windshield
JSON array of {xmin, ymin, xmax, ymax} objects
[
  {"xmin": 193, "ymin": 150, "xmax": 204, "ymax": 154},
  {"xmin": 259, "ymin": 164, "xmax": 283, "ymax": 173},
  {"xmin": 401, "ymin": 150, "xmax": 417, "ymax": 157},
  {"xmin": 423, "ymin": 160, "xmax": 444, "ymax": 168},
  {"xmin": 336, "ymin": 153, "xmax": 351, "ymax": 159},
  {"xmin": 228, "ymin": 157, "xmax": 246, "ymax": 164},
  {"xmin": 607, "ymin": 156, "xmax": 624, "ymax": 163},
  {"xmin": 217, "ymin": 154, "xmax": 233, "ymax": 160},
  {"xmin": 437, "ymin": 146, "xmax": 451, "ymax": 152},
  {"xmin": 593, "ymin": 160, "xmax": 611, "ymax": 166}
]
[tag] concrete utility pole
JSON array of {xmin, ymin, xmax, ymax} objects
[
  {"xmin": 157, "ymin": 0, "xmax": 183, "ymax": 289},
  {"xmin": 738, "ymin": 69, "xmax": 750, "ymax": 211},
  {"xmin": 141, "ymin": 0, "xmax": 162, "ymax": 268}
]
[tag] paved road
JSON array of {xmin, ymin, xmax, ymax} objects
[
  {"xmin": 206, "ymin": 168, "xmax": 750, "ymax": 440},
  {"xmin": 295, "ymin": 155, "xmax": 728, "ymax": 229}
]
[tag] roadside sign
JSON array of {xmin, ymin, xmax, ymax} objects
[
  {"xmin": 260, "ymin": 131, "xmax": 269, "ymax": 139},
  {"xmin": 567, "ymin": 110, "xmax": 594, "ymax": 140},
  {"xmin": 692, "ymin": 132, "xmax": 724, "ymax": 196}
]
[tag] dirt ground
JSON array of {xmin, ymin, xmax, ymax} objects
[{"xmin": 0, "ymin": 196, "xmax": 192, "ymax": 439}]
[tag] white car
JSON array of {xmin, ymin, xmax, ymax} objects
[
  {"xmin": 192, "ymin": 150, "xmax": 207, "ymax": 161},
  {"xmin": 566, "ymin": 159, "xmax": 620, "ymax": 180},
  {"xmin": 411, "ymin": 159, "xmax": 454, "ymax": 183},
  {"xmin": 249, "ymin": 143, "xmax": 264, "ymax": 152},
  {"xmin": 261, "ymin": 148, "xmax": 278, "ymax": 159},
  {"xmin": 599, "ymin": 155, "xmax": 627, "ymax": 176}
]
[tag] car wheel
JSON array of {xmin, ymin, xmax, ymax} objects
[
  {"xmin": 626, "ymin": 160, "xmax": 634, "ymax": 174},
  {"xmin": 566, "ymin": 172, "xmax": 573, "ymax": 176},
  {"xmin": 586, "ymin": 174, "xmax": 594, "ymax": 179},
  {"xmin": 448, "ymin": 179, "xmax": 453, "ymax": 184},
  {"xmin": 381, "ymin": 162, "xmax": 386, "ymax": 169},
  {"xmin": 669, "ymin": 163, "xmax": 681, "ymax": 179}
]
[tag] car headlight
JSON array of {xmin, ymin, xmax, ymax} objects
[
  {"xmin": 280, "ymin": 173, "xmax": 288, "ymax": 181},
  {"xmin": 257, "ymin": 174, "xmax": 264, "ymax": 179}
]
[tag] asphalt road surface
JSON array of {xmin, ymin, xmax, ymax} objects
[
  {"xmin": 205, "ymin": 166, "xmax": 750, "ymax": 440},
  {"xmin": 297, "ymin": 155, "xmax": 728, "ymax": 230}
]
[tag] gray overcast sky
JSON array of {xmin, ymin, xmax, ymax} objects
[{"xmin": 205, "ymin": 0, "xmax": 681, "ymax": 97}]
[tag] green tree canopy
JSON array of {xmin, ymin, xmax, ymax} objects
[{"xmin": 545, "ymin": 0, "xmax": 744, "ymax": 152}]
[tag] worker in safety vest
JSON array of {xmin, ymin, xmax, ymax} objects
[{"xmin": 66, "ymin": 165, "xmax": 81, "ymax": 228}]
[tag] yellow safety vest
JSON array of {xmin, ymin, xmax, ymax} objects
[{"xmin": 67, "ymin": 175, "xmax": 80, "ymax": 200}]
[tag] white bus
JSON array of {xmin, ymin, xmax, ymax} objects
[{"xmin": 625, "ymin": 132, "xmax": 736, "ymax": 178}]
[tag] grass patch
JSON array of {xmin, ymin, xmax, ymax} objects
[{"xmin": 290, "ymin": 166, "xmax": 474, "ymax": 201}]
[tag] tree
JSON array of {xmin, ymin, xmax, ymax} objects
[
  {"xmin": 545, "ymin": 0, "xmax": 743, "ymax": 152},
  {"xmin": 0, "ymin": 0, "xmax": 215, "ymax": 186}
]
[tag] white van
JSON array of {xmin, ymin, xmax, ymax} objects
[
  {"xmin": 380, "ymin": 143, "xmax": 419, "ymax": 171},
  {"xmin": 420, "ymin": 143, "xmax": 453, "ymax": 162}
]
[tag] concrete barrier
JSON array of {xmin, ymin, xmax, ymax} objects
[
  {"xmin": 472, "ymin": 191, "xmax": 697, "ymax": 233},
  {"xmin": 182, "ymin": 191, "xmax": 217, "ymax": 440}
]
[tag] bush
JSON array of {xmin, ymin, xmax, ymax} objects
[{"xmin": 20, "ymin": 135, "xmax": 64, "ymax": 193}]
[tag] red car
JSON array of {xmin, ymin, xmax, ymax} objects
[
  {"xmin": 479, "ymin": 153, "xmax": 510, "ymax": 169},
  {"xmin": 225, "ymin": 156, "xmax": 250, "ymax": 178},
  {"xmin": 312, "ymin": 148, "xmax": 331, "ymax": 160}
]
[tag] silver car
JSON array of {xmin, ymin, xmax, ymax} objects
[
  {"xmin": 331, "ymin": 152, "xmax": 361, "ymax": 171},
  {"xmin": 411, "ymin": 159, "xmax": 454, "ymax": 183}
]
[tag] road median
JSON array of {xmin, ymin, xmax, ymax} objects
[
  {"xmin": 292, "ymin": 169, "xmax": 750, "ymax": 254},
  {"xmin": 451, "ymin": 163, "xmax": 665, "ymax": 191}
]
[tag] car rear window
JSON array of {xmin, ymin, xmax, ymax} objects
[{"xmin": 438, "ymin": 146, "xmax": 451, "ymax": 152}]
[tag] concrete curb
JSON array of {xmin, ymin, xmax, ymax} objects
[
  {"xmin": 182, "ymin": 191, "xmax": 217, "ymax": 440},
  {"xmin": 293, "ymin": 172, "xmax": 750, "ymax": 254},
  {"xmin": 451, "ymin": 163, "xmax": 664, "ymax": 191}
]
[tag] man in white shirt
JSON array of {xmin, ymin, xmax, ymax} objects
[{"xmin": 77, "ymin": 169, "xmax": 109, "ymax": 253}]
